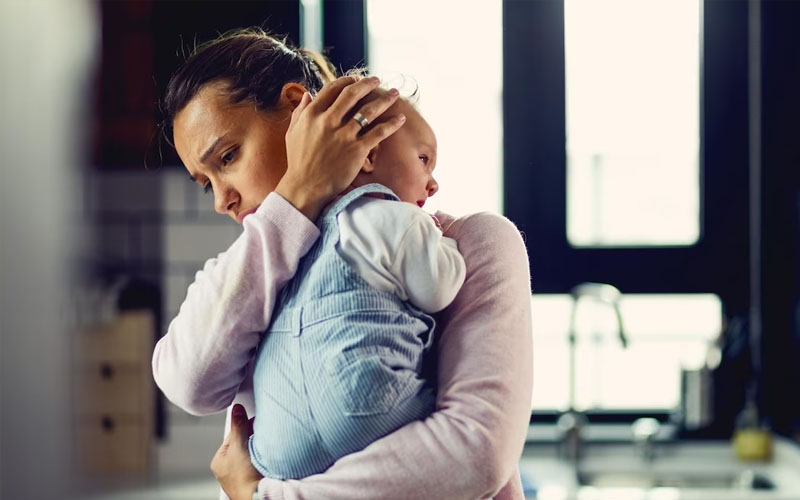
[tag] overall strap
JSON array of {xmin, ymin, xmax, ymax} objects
[{"xmin": 321, "ymin": 183, "xmax": 400, "ymax": 222}]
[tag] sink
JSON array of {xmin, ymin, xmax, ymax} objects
[
  {"xmin": 518, "ymin": 428, "xmax": 800, "ymax": 500},
  {"xmin": 577, "ymin": 469, "xmax": 775, "ymax": 490}
]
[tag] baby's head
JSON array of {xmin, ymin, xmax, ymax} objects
[{"xmin": 350, "ymin": 88, "xmax": 439, "ymax": 208}]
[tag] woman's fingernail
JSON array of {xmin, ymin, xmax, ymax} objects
[
  {"xmin": 397, "ymin": 114, "xmax": 406, "ymax": 122},
  {"xmin": 367, "ymin": 76, "xmax": 380, "ymax": 83},
  {"xmin": 388, "ymin": 88, "xmax": 399, "ymax": 97}
]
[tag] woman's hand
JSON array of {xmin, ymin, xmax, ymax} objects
[
  {"xmin": 211, "ymin": 404, "xmax": 262, "ymax": 500},
  {"xmin": 276, "ymin": 75, "xmax": 406, "ymax": 221}
]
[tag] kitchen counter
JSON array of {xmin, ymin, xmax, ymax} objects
[{"xmin": 519, "ymin": 426, "xmax": 800, "ymax": 500}]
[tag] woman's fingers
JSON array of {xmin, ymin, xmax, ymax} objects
[
  {"xmin": 291, "ymin": 92, "xmax": 312, "ymax": 122},
  {"xmin": 358, "ymin": 113, "xmax": 407, "ymax": 151},
  {"xmin": 210, "ymin": 405, "xmax": 263, "ymax": 499},
  {"xmin": 325, "ymin": 76, "xmax": 384, "ymax": 123},
  {"xmin": 288, "ymin": 92, "xmax": 312, "ymax": 132},
  {"xmin": 343, "ymin": 87, "xmax": 401, "ymax": 134},
  {"xmin": 308, "ymin": 75, "xmax": 360, "ymax": 113}
]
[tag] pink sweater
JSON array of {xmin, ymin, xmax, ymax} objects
[{"xmin": 152, "ymin": 193, "xmax": 533, "ymax": 500}]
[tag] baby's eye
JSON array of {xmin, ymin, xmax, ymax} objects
[
  {"xmin": 419, "ymin": 155, "xmax": 428, "ymax": 164},
  {"xmin": 203, "ymin": 182, "xmax": 213, "ymax": 194}
]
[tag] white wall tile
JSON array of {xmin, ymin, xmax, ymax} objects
[
  {"xmin": 162, "ymin": 273, "xmax": 190, "ymax": 326},
  {"xmin": 164, "ymin": 401, "xmax": 226, "ymax": 426},
  {"xmin": 96, "ymin": 224, "xmax": 129, "ymax": 263},
  {"xmin": 191, "ymin": 186, "xmax": 218, "ymax": 217},
  {"xmin": 161, "ymin": 168, "xmax": 189, "ymax": 215},
  {"xmin": 91, "ymin": 171, "xmax": 162, "ymax": 214},
  {"xmin": 164, "ymin": 222, "xmax": 238, "ymax": 264},
  {"xmin": 138, "ymin": 222, "xmax": 162, "ymax": 264},
  {"xmin": 156, "ymin": 418, "xmax": 226, "ymax": 478}
]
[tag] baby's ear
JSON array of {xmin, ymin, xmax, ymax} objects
[{"xmin": 361, "ymin": 148, "xmax": 377, "ymax": 173}]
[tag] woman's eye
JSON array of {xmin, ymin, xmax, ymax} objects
[
  {"xmin": 203, "ymin": 182, "xmax": 213, "ymax": 194},
  {"xmin": 221, "ymin": 148, "xmax": 237, "ymax": 166}
]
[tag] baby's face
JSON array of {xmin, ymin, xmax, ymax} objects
[{"xmin": 354, "ymin": 95, "xmax": 439, "ymax": 208}]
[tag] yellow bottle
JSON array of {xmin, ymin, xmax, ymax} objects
[{"xmin": 732, "ymin": 398, "xmax": 773, "ymax": 461}]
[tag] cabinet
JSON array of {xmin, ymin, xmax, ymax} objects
[{"xmin": 72, "ymin": 310, "xmax": 155, "ymax": 476}]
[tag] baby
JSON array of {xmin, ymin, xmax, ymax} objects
[{"xmin": 248, "ymin": 90, "xmax": 466, "ymax": 479}]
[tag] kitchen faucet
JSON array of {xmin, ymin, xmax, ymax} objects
[{"xmin": 557, "ymin": 282, "xmax": 629, "ymax": 462}]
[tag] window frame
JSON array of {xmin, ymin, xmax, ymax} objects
[{"xmin": 502, "ymin": 0, "xmax": 750, "ymax": 319}]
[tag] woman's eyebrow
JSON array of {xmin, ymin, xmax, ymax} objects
[{"xmin": 199, "ymin": 133, "xmax": 230, "ymax": 164}]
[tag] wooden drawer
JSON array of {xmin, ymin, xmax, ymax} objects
[
  {"xmin": 74, "ymin": 362, "xmax": 151, "ymax": 415},
  {"xmin": 75, "ymin": 414, "xmax": 152, "ymax": 475},
  {"xmin": 81, "ymin": 311, "xmax": 154, "ymax": 363},
  {"xmin": 72, "ymin": 310, "xmax": 156, "ymax": 477}
]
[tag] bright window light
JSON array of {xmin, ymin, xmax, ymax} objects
[
  {"xmin": 366, "ymin": 0, "xmax": 503, "ymax": 216},
  {"xmin": 565, "ymin": 0, "xmax": 702, "ymax": 246},
  {"xmin": 531, "ymin": 293, "xmax": 722, "ymax": 411}
]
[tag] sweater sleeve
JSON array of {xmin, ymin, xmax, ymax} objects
[
  {"xmin": 152, "ymin": 192, "xmax": 320, "ymax": 416},
  {"xmin": 255, "ymin": 212, "xmax": 533, "ymax": 500}
]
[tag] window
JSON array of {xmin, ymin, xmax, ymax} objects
[
  {"xmin": 565, "ymin": 0, "xmax": 702, "ymax": 247},
  {"xmin": 366, "ymin": 0, "xmax": 503, "ymax": 216},
  {"xmin": 531, "ymin": 293, "xmax": 722, "ymax": 411},
  {"xmin": 504, "ymin": 0, "xmax": 750, "ymax": 415}
]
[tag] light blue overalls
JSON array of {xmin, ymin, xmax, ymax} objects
[{"xmin": 249, "ymin": 183, "xmax": 437, "ymax": 479}]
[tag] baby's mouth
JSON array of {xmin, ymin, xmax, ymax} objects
[{"xmin": 417, "ymin": 200, "xmax": 425, "ymax": 208}]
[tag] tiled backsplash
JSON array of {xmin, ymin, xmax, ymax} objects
[
  {"xmin": 84, "ymin": 167, "xmax": 241, "ymax": 477},
  {"xmin": 160, "ymin": 168, "xmax": 241, "ymax": 321},
  {"xmin": 85, "ymin": 168, "xmax": 239, "ymax": 316}
]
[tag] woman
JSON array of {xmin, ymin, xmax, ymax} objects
[{"xmin": 152, "ymin": 29, "xmax": 532, "ymax": 500}]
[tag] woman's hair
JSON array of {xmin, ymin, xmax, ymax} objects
[{"xmin": 160, "ymin": 27, "xmax": 355, "ymax": 146}]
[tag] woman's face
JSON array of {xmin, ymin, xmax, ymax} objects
[{"xmin": 173, "ymin": 81, "xmax": 292, "ymax": 224}]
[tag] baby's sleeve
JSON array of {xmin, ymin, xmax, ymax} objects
[
  {"xmin": 391, "ymin": 210, "xmax": 466, "ymax": 313},
  {"xmin": 337, "ymin": 199, "xmax": 466, "ymax": 313}
]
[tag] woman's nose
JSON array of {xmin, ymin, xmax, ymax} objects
[
  {"xmin": 214, "ymin": 185, "xmax": 238, "ymax": 215},
  {"xmin": 427, "ymin": 177, "xmax": 439, "ymax": 197}
]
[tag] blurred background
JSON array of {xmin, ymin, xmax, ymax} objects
[{"xmin": 1, "ymin": 0, "xmax": 799, "ymax": 498}]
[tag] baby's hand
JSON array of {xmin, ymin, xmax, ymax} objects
[{"xmin": 430, "ymin": 214, "xmax": 442, "ymax": 230}]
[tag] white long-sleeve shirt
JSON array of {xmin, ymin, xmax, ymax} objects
[{"xmin": 336, "ymin": 197, "xmax": 465, "ymax": 314}]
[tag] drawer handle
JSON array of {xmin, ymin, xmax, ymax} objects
[
  {"xmin": 99, "ymin": 363, "xmax": 114, "ymax": 379},
  {"xmin": 101, "ymin": 415, "xmax": 115, "ymax": 433}
]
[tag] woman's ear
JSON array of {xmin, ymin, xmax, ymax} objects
[{"xmin": 281, "ymin": 83, "xmax": 310, "ymax": 110}]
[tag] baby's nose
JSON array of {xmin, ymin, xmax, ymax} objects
[{"xmin": 427, "ymin": 178, "xmax": 439, "ymax": 197}]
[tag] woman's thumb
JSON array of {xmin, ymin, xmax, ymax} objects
[{"xmin": 231, "ymin": 404, "xmax": 248, "ymax": 429}]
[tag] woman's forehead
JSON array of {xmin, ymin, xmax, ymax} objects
[
  {"xmin": 174, "ymin": 84, "xmax": 236, "ymax": 138},
  {"xmin": 173, "ymin": 84, "xmax": 251, "ymax": 161}
]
